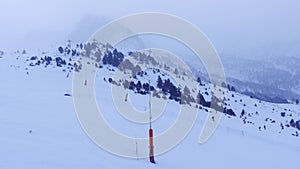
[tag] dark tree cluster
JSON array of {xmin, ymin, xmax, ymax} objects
[
  {"xmin": 128, "ymin": 81, "xmax": 154, "ymax": 95},
  {"xmin": 55, "ymin": 57, "xmax": 66, "ymax": 67},
  {"xmin": 290, "ymin": 119, "xmax": 300, "ymax": 130},
  {"xmin": 227, "ymin": 84, "xmax": 236, "ymax": 91},
  {"xmin": 102, "ymin": 49, "xmax": 124, "ymax": 67},
  {"xmin": 136, "ymin": 70, "xmax": 147, "ymax": 77},
  {"xmin": 34, "ymin": 43, "xmax": 81, "ymax": 69},
  {"xmin": 156, "ymin": 76, "xmax": 213, "ymax": 107},
  {"xmin": 30, "ymin": 56, "xmax": 38, "ymax": 60},
  {"xmin": 223, "ymin": 108, "xmax": 236, "ymax": 116},
  {"xmin": 196, "ymin": 77, "xmax": 203, "ymax": 85},
  {"xmin": 157, "ymin": 76, "xmax": 181, "ymax": 102},
  {"xmin": 58, "ymin": 46, "xmax": 79, "ymax": 57},
  {"xmin": 43, "ymin": 56, "xmax": 52, "ymax": 65},
  {"xmin": 29, "ymin": 56, "xmax": 54, "ymax": 67},
  {"xmin": 197, "ymin": 92, "xmax": 210, "ymax": 107}
]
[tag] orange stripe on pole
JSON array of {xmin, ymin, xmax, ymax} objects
[
  {"xmin": 149, "ymin": 129, "xmax": 153, "ymax": 146},
  {"xmin": 149, "ymin": 129, "xmax": 153, "ymax": 137},
  {"xmin": 149, "ymin": 128, "xmax": 155, "ymax": 163}
]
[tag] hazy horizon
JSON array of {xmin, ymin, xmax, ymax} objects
[{"xmin": 1, "ymin": 0, "xmax": 300, "ymax": 58}]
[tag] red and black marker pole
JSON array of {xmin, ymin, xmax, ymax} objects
[
  {"xmin": 148, "ymin": 80, "xmax": 155, "ymax": 164},
  {"xmin": 149, "ymin": 128, "xmax": 155, "ymax": 163}
]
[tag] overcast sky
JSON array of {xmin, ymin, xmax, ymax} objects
[{"xmin": 1, "ymin": 0, "xmax": 299, "ymax": 56}]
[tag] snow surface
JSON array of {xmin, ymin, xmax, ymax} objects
[{"xmin": 1, "ymin": 51, "xmax": 300, "ymax": 169}]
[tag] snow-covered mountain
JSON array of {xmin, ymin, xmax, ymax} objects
[
  {"xmin": 6, "ymin": 12, "xmax": 298, "ymax": 104},
  {"xmin": 221, "ymin": 54, "xmax": 300, "ymax": 103},
  {"xmin": 111, "ymin": 34, "xmax": 300, "ymax": 103},
  {"xmin": 1, "ymin": 42, "xmax": 300, "ymax": 168}
]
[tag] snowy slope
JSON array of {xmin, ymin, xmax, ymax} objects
[{"xmin": 0, "ymin": 47, "xmax": 300, "ymax": 169}]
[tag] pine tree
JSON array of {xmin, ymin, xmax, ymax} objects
[
  {"xmin": 136, "ymin": 81, "xmax": 142, "ymax": 92},
  {"xmin": 240, "ymin": 109, "xmax": 246, "ymax": 118},
  {"xmin": 174, "ymin": 68, "xmax": 179, "ymax": 75},
  {"xmin": 129, "ymin": 81, "xmax": 135, "ymax": 90},
  {"xmin": 107, "ymin": 51, "xmax": 113, "ymax": 65},
  {"xmin": 143, "ymin": 83, "xmax": 150, "ymax": 93},
  {"xmin": 197, "ymin": 77, "xmax": 202, "ymax": 85},
  {"xmin": 231, "ymin": 86, "xmax": 236, "ymax": 92},
  {"xmin": 157, "ymin": 76, "xmax": 163, "ymax": 89},
  {"xmin": 58, "ymin": 46, "xmax": 64, "ymax": 54},
  {"xmin": 183, "ymin": 86, "xmax": 190, "ymax": 96}
]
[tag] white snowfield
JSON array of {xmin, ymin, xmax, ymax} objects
[{"xmin": 0, "ymin": 51, "xmax": 300, "ymax": 169}]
